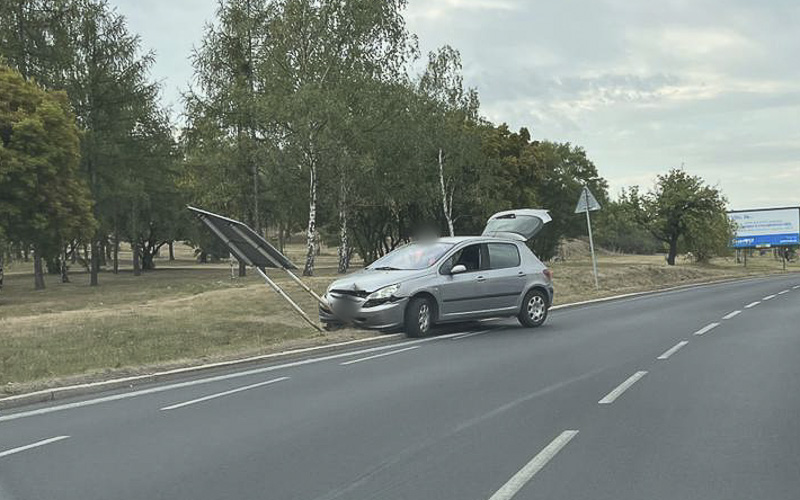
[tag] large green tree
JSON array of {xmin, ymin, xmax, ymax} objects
[
  {"xmin": 632, "ymin": 168, "xmax": 731, "ymax": 265},
  {"xmin": 257, "ymin": 0, "xmax": 416, "ymax": 276},
  {"xmin": 1, "ymin": 0, "xmax": 175, "ymax": 284},
  {"xmin": 0, "ymin": 65, "xmax": 94, "ymax": 289}
]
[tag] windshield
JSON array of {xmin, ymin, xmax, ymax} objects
[{"xmin": 368, "ymin": 242, "xmax": 453, "ymax": 270}]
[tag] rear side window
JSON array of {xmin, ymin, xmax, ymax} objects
[{"xmin": 488, "ymin": 243, "xmax": 520, "ymax": 269}]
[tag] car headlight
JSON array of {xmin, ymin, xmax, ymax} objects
[
  {"xmin": 363, "ymin": 284, "xmax": 400, "ymax": 307},
  {"xmin": 366, "ymin": 284, "xmax": 400, "ymax": 301}
]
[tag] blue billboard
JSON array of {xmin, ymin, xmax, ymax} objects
[{"xmin": 729, "ymin": 208, "xmax": 800, "ymax": 248}]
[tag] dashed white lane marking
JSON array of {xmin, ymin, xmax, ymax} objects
[
  {"xmin": 487, "ymin": 430, "xmax": 579, "ymax": 500},
  {"xmin": 794, "ymin": 285, "xmax": 800, "ymax": 290},
  {"xmin": 160, "ymin": 377, "xmax": 289, "ymax": 411},
  {"xmin": 778, "ymin": 290, "xmax": 789, "ymax": 295},
  {"xmin": 340, "ymin": 346, "xmax": 420, "ymax": 366},
  {"xmin": 0, "ymin": 333, "xmax": 465, "ymax": 423},
  {"xmin": 693, "ymin": 322, "xmax": 720, "ymax": 336},
  {"xmin": 763, "ymin": 294, "xmax": 776, "ymax": 301},
  {"xmin": 598, "ymin": 371, "xmax": 648, "ymax": 405},
  {"xmin": 452, "ymin": 330, "xmax": 491, "ymax": 340},
  {"xmin": 657, "ymin": 341, "xmax": 689, "ymax": 360},
  {"xmin": 0, "ymin": 436, "xmax": 70, "ymax": 459},
  {"xmin": 722, "ymin": 310, "xmax": 741, "ymax": 320},
  {"xmin": 745, "ymin": 301, "xmax": 760, "ymax": 309}
]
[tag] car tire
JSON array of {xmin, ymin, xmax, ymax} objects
[
  {"xmin": 405, "ymin": 296, "xmax": 433, "ymax": 338},
  {"xmin": 518, "ymin": 288, "xmax": 548, "ymax": 328}
]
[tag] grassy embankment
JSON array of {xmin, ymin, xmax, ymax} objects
[{"xmin": 1, "ymin": 241, "xmax": 797, "ymax": 394}]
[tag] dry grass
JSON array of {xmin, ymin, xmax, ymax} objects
[{"xmin": 1, "ymin": 240, "xmax": 797, "ymax": 394}]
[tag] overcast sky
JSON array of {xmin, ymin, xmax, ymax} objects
[{"xmin": 112, "ymin": 0, "xmax": 799, "ymax": 209}]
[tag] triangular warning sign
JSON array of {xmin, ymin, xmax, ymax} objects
[{"xmin": 575, "ymin": 186, "xmax": 601, "ymax": 214}]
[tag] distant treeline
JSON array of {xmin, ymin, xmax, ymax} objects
[{"xmin": 0, "ymin": 0, "xmax": 731, "ymax": 290}]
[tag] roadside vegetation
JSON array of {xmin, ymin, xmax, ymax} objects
[{"xmin": 2, "ymin": 241, "xmax": 797, "ymax": 394}]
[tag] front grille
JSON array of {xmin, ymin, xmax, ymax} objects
[{"xmin": 329, "ymin": 289, "xmax": 369, "ymax": 299}]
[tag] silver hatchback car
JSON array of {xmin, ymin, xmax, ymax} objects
[{"xmin": 319, "ymin": 209, "xmax": 554, "ymax": 337}]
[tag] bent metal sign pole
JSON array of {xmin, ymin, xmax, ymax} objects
[
  {"xmin": 188, "ymin": 206, "xmax": 324, "ymax": 332},
  {"xmin": 575, "ymin": 186, "xmax": 601, "ymax": 289}
]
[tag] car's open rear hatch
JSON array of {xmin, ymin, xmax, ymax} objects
[{"xmin": 481, "ymin": 209, "xmax": 551, "ymax": 241}]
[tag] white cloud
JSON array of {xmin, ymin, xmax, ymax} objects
[{"xmin": 407, "ymin": 0, "xmax": 519, "ymax": 21}]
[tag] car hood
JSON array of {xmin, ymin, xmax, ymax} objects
[{"xmin": 327, "ymin": 269, "xmax": 428, "ymax": 295}]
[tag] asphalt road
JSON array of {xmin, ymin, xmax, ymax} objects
[{"xmin": 1, "ymin": 275, "xmax": 799, "ymax": 500}]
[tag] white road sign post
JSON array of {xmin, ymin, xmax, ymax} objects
[{"xmin": 575, "ymin": 186, "xmax": 601, "ymax": 289}]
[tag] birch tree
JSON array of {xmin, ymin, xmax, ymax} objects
[
  {"xmin": 419, "ymin": 46, "xmax": 480, "ymax": 237},
  {"xmin": 258, "ymin": 0, "xmax": 415, "ymax": 276}
]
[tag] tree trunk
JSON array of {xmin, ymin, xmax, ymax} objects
[
  {"xmin": 60, "ymin": 244, "xmax": 69, "ymax": 283},
  {"xmin": 90, "ymin": 238, "xmax": 100, "ymax": 286},
  {"xmin": 438, "ymin": 149, "xmax": 455, "ymax": 237},
  {"xmin": 113, "ymin": 232, "xmax": 119, "ymax": 274},
  {"xmin": 303, "ymin": 162, "xmax": 318, "ymax": 276},
  {"xmin": 132, "ymin": 241, "xmax": 142, "ymax": 276},
  {"xmin": 33, "ymin": 249, "xmax": 45, "ymax": 290},
  {"xmin": 168, "ymin": 241, "xmax": 175, "ymax": 261},
  {"xmin": 253, "ymin": 163, "xmax": 261, "ymax": 235},
  {"xmin": 98, "ymin": 240, "xmax": 107, "ymax": 267},
  {"xmin": 0, "ymin": 252, "xmax": 4, "ymax": 290},
  {"xmin": 278, "ymin": 222, "xmax": 286, "ymax": 254},
  {"xmin": 238, "ymin": 261, "xmax": 246, "ymax": 277},
  {"xmin": 142, "ymin": 249, "xmax": 155, "ymax": 271},
  {"xmin": 667, "ymin": 237, "xmax": 678, "ymax": 266},
  {"xmin": 337, "ymin": 175, "xmax": 350, "ymax": 274}
]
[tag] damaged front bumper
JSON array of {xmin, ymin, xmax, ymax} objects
[{"xmin": 319, "ymin": 293, "xmax": 408, "ymax": 331}]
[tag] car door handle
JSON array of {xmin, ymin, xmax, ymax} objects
[
  {"xmin": 517, "ymin": 271, "xmax": 525, "ymax": 277},
  {"xmin": 476, "ymin": 276, "xmax": 486, "ymax": 283}
]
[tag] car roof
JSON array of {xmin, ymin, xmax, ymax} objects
[{"xmin": 435, "ymin": 236, "xmax": 522, "ymax": 245}]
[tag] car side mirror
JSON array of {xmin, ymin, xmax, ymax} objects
[{"xmin": 450, "ymin": 264, "xmax": 467, "ymax": 275}]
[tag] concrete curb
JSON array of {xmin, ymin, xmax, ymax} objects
[
  {"xmin": 2, "ymin": 271, "xmax": 795, "ymax": 411},
  {"xmin": 0, "ymin": 334, "xmax": 402, "ymax": 411}
]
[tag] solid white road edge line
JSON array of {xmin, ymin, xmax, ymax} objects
[
  {"xmin": 657, "ymin": 341, "xmax": 689, "ymax": 360},
  {"xmin": 722, "ymin": 310, "xmax": 742, "ymax": 320},
  {"xmin": 340, "ymin": 346, "xmax": 420, "ymax": 366},
  {"xmin": 693, "ymin": 322, "xmax": 720, "ymax": 336},
  {"xmin": 598, "ymin": 371, "xmax": 648, "ymax": 405},
  {"xmin": 0, "ymin": 333, "xmax": 465, "ymax": 423},
  {"xmin": 744, "ymin": 301, "xmax": 760, "ymax": 309},
  {"xmin": 160, "ymin": 377, "xmax": 289, "ymax": 411},
  {"xmin": 452, "ymin": 330, "xmax": 491, "ymax": 340},
  {"xmin": 487, "ymin": 430, "xmax": 579, "ymax": 500},
  {"xmin": 763, "ymin": 294, "xmax": 776, "ymax": 301},
  {"xmin": 0, "ymin": 436, "xmax": 70, "ymax": 459}
]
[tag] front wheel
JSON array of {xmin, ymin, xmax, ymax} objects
[
  {"xmin": 405, "ymin": 296, "xmax": 433, "ymax": 338},
  {"xmin": 518, "ymin": 289, "xmax": 548, "ymax": 328}
]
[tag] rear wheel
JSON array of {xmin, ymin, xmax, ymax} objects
[
  {"xmin": 518, "ymin": 289, "xmax": 548, "ymax": 328},
  {"xmin": 405, "ymin": 296, "xmax": 433, "ymax": 338}
]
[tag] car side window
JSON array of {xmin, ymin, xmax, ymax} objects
[
  {"xmin": 442, "ymin": 243, "xmax": 483, "ymax": 273},
  {"xmin": 487, "ymin": 243, "xmax": 520, "ymax": 269}
]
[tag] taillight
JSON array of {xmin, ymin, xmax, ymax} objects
[{"xmin": 543, "ymin": 269, "xmax": 553, "ymax": 280}]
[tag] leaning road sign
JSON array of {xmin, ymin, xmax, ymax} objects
[
  {"xmin": 188, "ymin": 206, "xmax": 326, "ymax": 332},
  {"xmin": 574, "ymin": 186, "xmax": 601, "ymax": 289}
]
